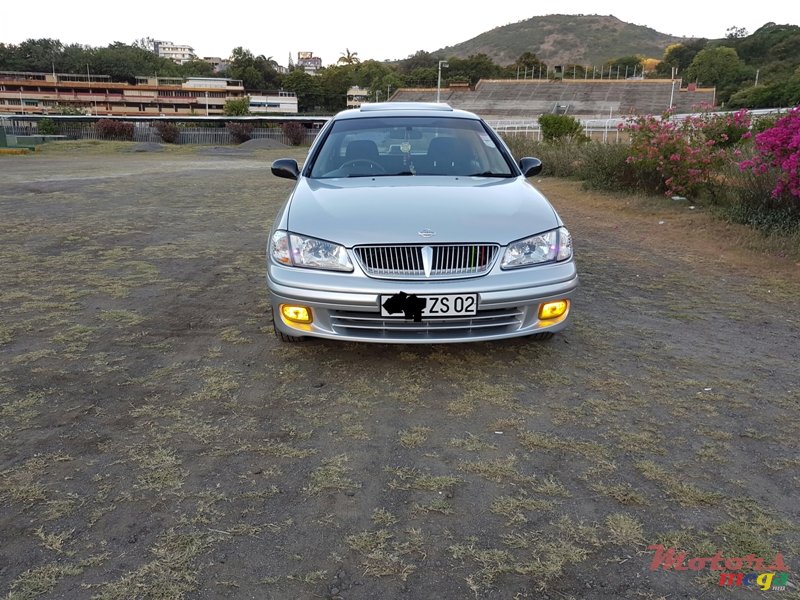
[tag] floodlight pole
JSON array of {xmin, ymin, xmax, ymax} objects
[{"xmin": 437, "ymin": 60, "xmax": 449, "ymax": 103}]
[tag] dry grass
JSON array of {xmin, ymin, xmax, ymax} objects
[{"xmin": 2, "ymin": 147, "xmax": 798, "ymax": 599}]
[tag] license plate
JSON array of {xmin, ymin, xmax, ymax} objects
[{"xmin": 380, "ymin": 293, "xmax": 478, "ymax": 317}]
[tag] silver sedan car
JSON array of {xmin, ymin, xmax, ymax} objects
[{"xmin": 268, "ymin": 103, "xmax": 577, "ymax": 343}]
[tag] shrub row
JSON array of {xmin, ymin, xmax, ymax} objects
[{"xmin": 502, "ymin": 107, "xmax": 800, "ymax": 236}]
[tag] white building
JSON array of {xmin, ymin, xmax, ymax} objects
[
  {"xmin": 297, "ymin": 52, "xmax": 322, "ymax": 75},
  {"xmin": 155, "ymin": 41, "xmax": 197, "ymax": 65},
  {"xmin": 346, "ymin": 86, "xmax": 370, "ymax": 109},
  {"xmin": 249, "ymin": 91, "xmax": 298, "ymax": 114}
]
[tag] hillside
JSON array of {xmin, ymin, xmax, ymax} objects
[{"xmin": 436, "ymin": 14, "xmax": 685, "ymax": 66}]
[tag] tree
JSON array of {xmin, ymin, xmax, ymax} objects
[
  {"xmin": 338, "ymin": 48, "xmax": 360, "ymax": 65},
  {"xmin": 282, "ymin": 69, "xmax": 323, "ymax": 112},
  {"xmin": 726, "ymin": 26, "xmax": 749, "ymax": 39},
  {"xmin": 91, "ymin": 42, "xmax": 179, "ymax": 83},
  {"xmin": 179, "ymin": 59, "xmax": 215, "ymax": 78},
  {"xmin": 223, "ymin": 96, "xmax": 250, "ymax": 116},
  {"xmin": 688, "ymin": 46, "xmax": 753, "ymax": 103},
  {"xmin": 226, "ymin": 47, "xmax": 265, "ymax": 89},
  {"xmin": 446, "ymin": 54, "xmax": 501, "ymax": 85},
  {"xmin": 606, "ymin": 55, "xmax": 644, "ymax": 77},
  {"xmin": 318, "ymin": 64, "xmax": 355, "ymax": 111},
  {"xmin": 399, "ymin": 50, "xmax": 439, "ymax": 73},
  {"xmin": 656, "ymin": 40, "xmax": 708, "ymax": 77}
]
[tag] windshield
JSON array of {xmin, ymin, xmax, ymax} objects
[{"xmin": 308, "ymin": 116, "xmax": 515, "ymax": 179}]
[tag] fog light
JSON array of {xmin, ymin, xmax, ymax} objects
[
  {"xmin": 280, "ymin": 304, "xmax": 312, "ymax": 324},
  {"xmin": 538, "ymin": 300, "xmax": 569, "ymax": 320}
]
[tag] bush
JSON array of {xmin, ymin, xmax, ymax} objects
[
  {"xmin": 501, "ymin": 136, "xmax": 581, "ymax": 178},
  {"xmin": 739, "ymin": 107, "xmax": 800, "ymax": 206},
  {"xmin": 95, "ymin": 119, "xmax": 135, "ymax": 141},
  {"xmin": 702, "ymin": 109, "xmax": 751, "ymax": 148},
  {"xmin": 282, "ymin": 121, "xmax": 306, "ymax": 146},
  {"xmin": 152, "ymin": 121, "xmax": 180, "ymax": 144},
  {"xmin": 223, "ymin": 97, "xmax": 250, "ymax": 116},
  {"xmin": 622, "ymin": 111, "xmax": 748, "ymax": 198},
  {"xmin": 575, "ymin": 142, "xmax": 649, "ymax": 192},
  {"xmin": 37, "ymin": 118, "xmax": 58, "ymax": 135},
  {"xmin": 538, "ymin": 114, "xmax": 588, "ymax": 142},
  {"xmin": 226, "ymin": 122, "xmax": 254, "ymax": 144}
]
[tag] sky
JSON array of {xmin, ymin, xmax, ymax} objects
[{"xmin": 2, "ymin": 1, "xmax": 799, "ymax": 68}]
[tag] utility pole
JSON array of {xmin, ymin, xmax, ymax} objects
[{"xmin": 437, "ymin": 60, "xmax": 449, "ymax": 103}]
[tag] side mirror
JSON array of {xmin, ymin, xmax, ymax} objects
[
  {"xmin": 271, "ymin": 158, "xmax": 300, "ymax": 180},
  {"xmin": 519, "ymin": 157, "xmax": 542, "ymax": 178}
]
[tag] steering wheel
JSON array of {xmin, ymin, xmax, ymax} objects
[{"xmin": 339, "ymin": 159, "xmax": 386, "ymax": 174}]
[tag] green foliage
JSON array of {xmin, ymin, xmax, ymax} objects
[
  {"xmin": 226, "ymin": 122, "xmax": 253, "ymax": 143},
  {"xmin": 575, "ymin": 142, "xmax": 646, "ymax": 192},
  {"xmin": 606, "ymin": 55, "xmax": 643, "ymax": 73},
  {"xmin": 282, "ymin": 70, "xmax": 323, "ymax": 112},
  {"xmin": 95, "ymin": 119, "xmax": 134, "ymax": 141},
  {"xmin": 538, "ymin": 114, "xmax": 588, "ymax": 142},
  {"xmin": 37, "ymin": 118, "xmax": 58, "ymax": 135},
  {"xmin": 500, "ymin": 137, "xmax": 580, "ymax": 178},
  {"xmin": 686, "ymin": 47, "xmax": 750, "ymax": 98},
  {"xmin": 445, "ymin": 54, "xmax": 502, "ymax": 85},
  {"xmin": 728, "ymin": 76, "xmax": 800, "ymax": 109},
  {"xmin": 223, "ymin": 97, "xmax": 250, "ymax": 116},
  {"xmin": 433, "ymin": 14, "xmax": 680, "ymax": 71},
  {"xmin": 282, "ymin": 122, "xmax": 306, "ymax": 146},
  {"xmin": 91, "ymin": 42, "xmax": 180, "ymax": 83},
  {"xmin": 152, "ymin": 121, "xmax": 180, "ymax": 143},
  {"xmin": 223, "ymin": 47, "xmax": 281, "ymax": 90}
]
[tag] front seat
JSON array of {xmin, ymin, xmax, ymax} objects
[
  {"xmin": 425, "ymin": 136, "xmax": 472, "ymax": 175},
  {"xmin": 345, "ymin": 140, "xmax": 380, "ymax": 163}
]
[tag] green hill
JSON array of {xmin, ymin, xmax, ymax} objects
[{"xmin": 435, "ymin": 14, "xmax": 685, "ymax": 66}]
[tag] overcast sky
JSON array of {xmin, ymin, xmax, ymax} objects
[{"xmin": 2, "ymin": 1, "xmax": 798, "ymax": 67}]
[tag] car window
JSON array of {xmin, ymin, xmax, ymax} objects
[{"xmin": 308, "ymin": 116, "xmax": 515, "ymax": 178}]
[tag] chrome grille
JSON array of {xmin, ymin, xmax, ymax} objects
[
  {"xmin": 354, "ymin": 244, "xmax": 499, "ymax": 279},
  {"xmin": 330, "ymin": 307, "xmax": 524, "ymax": 340}
]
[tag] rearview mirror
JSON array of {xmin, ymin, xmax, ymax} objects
[
  {"xmin": 388, "ymin": 127, "xmax": 423, "ymax": 140},
  {"xmin": 519, "ymin": 157, "xmax": 542, "ymax": 178},
  {"xmin": 271, "ymin": 158, "xmax": 300, "ymax": 180}
]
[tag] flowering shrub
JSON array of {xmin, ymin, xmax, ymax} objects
[
  {"xmin": 282, "ymin": 121, "xmax": 306, "ymax": 146},
  {"xmin": 623, "ymin": 109, "xmax": 751, "ymax": 197},
  {"xmin": 739, "ymin": 107, "xmax": 800, "ymax": 203},
  {"xmin": 703, "ymin": 109, "xmax": 751, "ymax": 148},
  {"xmin": 226, "ymin": 122, "xmax": 253, "ymax": 144},
  {"xmin": 96, "ymin": 119, "xmax": 134, "ymax": 141},
  {"xmin": 152, "ymin": 121, "xmax": 180, "ymax": 144}
]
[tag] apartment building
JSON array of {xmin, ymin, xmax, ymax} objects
[
  {"xmin": 155, "ymin": 41, "xmax": 197, "ymax": 65},
  {"xmin": 0, "ymin": 71, "xmax": 242, "ymax": 116}
]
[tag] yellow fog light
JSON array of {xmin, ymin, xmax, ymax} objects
[
  {"xmin": 280, "ymin": 304, "xmax": 312, "ymax": 324},
  {"xmin": 538, "ymin": 300, "xmax": 569, "ymax": 320}
]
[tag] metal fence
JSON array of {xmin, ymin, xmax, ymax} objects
[{"xmin": 2, "ymin": 121, "xmax": 319, "ymax": 146}]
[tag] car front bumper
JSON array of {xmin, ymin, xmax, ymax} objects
[{"xmin": 267, "ymin": 260, "xmax": 578, "ymax": 343}]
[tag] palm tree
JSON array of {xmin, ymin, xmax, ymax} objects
[{"xmin": 338, "ymin": 48, "xmax": 360, "ymax": 65}]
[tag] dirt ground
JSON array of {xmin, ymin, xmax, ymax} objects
[{"xmin": 1, "ymin": 143, "xmax": 798, "ymax": 600}]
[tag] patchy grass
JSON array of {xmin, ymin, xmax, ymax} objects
[{"xmin": 2, "ymin": 149, "xmax": 798, "ymax": 599}]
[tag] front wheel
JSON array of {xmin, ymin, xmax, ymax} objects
[{"xmin": 272, "ymin": 307, "xmax": 306, "ymax": 342}]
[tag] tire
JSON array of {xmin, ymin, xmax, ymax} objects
[{"xmin": 275, "ymin": 327, "xmax": 306, "ymax": 343}]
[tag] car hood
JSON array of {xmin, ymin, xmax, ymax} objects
[{"xmin": 285, "ymin": 176, "xmax": 560, "ymax": 246}]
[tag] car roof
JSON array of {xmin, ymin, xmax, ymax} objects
[{"xmin": 333, "ymin": 102, "xmax": 481, "ymax": 121}]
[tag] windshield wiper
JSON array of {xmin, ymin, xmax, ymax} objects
[{"xmin": 470, "ymin": 171, "xmax": 513, "ymax": 178}]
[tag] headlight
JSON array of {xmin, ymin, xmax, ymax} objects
[
  {"xmin": 501, "ymin": 227, "xmax": 572, "ymax": 269},
  {"xmin": 270, "ymin": 230, "xmax": 353, "ymax": 272}
]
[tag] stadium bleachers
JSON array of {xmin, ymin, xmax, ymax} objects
[{"xmin": 390, "ymin": 79, "xmax": 716, "ymax": 119}]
